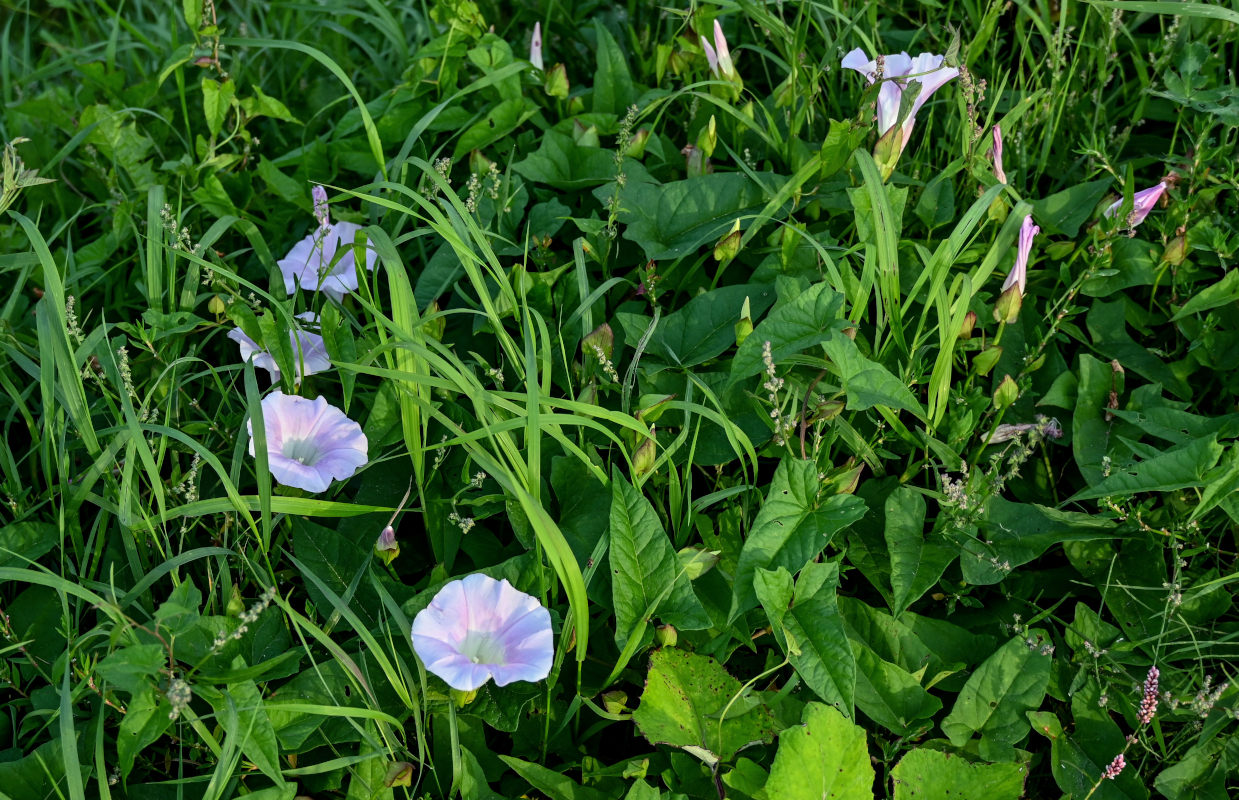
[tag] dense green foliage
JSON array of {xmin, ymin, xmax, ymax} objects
[{"xmin": 2, "ymin": 1, "xmax": 1239, "ymax": 798}]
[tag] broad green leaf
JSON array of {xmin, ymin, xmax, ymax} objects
[
  {"xmin": 632, "ymin": 648, "xmax": 778, "ymax": 765},
  {"xmin": 941, "ymin": 633, "xmax": 1052, "ymax": 760},
  {"xmin": 183, "ymin": 0, "xmax": 201, "ymax": 28},
  {"xmin": 118, "ymin": 687, "xmax": 174, "ymax": 779},
  {"xmin": 731, "ymin": 458, "xmax": 865, "ymax": 618},
  {"xmin": 851, "ymin": 640, "xmax": 941, "ymax": 735},
  {"xmin": 1069, "ymin": 434, "xmax": 1224, "ymax": 501},
  {"xmin": 1154, "ymin": 733, "xmax": 1239, "ymax": 800},
  {"xmin": 96, "ymin": 644, "xmax": 167, "ymax": 695},
  {"xmin": 1086, "ymin": 300, "xmax": 1189, "ymax": 398},
  {"xmin": 823, "ymin": 333, "xmax": 926, "ymax": 419},
  {"xmin": 962, "ymin": 498, "xmax": 1115, "ymax": 584},
  {"xmin": 218, "ymin": 673, "xmax": 284, "ymax": 783},
  {"xmin": 764, "ymin": 703, "xmax": 874, "ymax": 800},
  {"xmin": 453, "ymin": 98, "xmax": 538, "ymax": 159},
  {"xmin": 0, "ymin": 521, "xmax": 57, "ymax": 568},
  {"xmin": 201, "ymin": 77, "xmax": 235, "ymax": 138},
  {"xmin": 731, "ymin": 282, "xmax": 847, "ymax": 382},
  {"xmin": 890, "ymin": 748, "xmax": 1027, "ymax": 800},
  {"xmin": 883, "ymin": 487, "xmax": 953, "ymax": 614},
  {"xmin": 1073, "ymin": 354, "xmax": 1113, "ymax": 486},
  {"xmin": 605, "ymin": 172, "xmax": 784, "ymax": 260},
  {"xmin": 610, "ymin": 470, "xmax": 709, "ymax": 648},
  {"xmin": 592, "ymin": 20, "xmax": 638, "ymax": 114},
  {"xmin": 240, "ymin": 85, "xmax": 300, "ymax": 123},
  {"xmin": 755, "ymin": 563, "xmax": 855, "ymax": 715},
  {"xmin": 646, "ymin": 283, "xmax": 776, "ymax": 368},
  {"xmin": 1173, "ymin": 269, "xmax": 1239, "ymax": 320},
  {"xmin": 1030, "ymin": 178, "xmax": 1111, "ymax": 237},
  {"xmin": 513, "ymin": 130, "xmax": 653, "ymax": 189},
  {"xmin": 500, "ymin": 755, "xmax": 610, "ymax": 800}
]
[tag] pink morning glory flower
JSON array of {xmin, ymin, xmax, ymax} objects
[
  {"xmin": 1104, "ymin": 181, "xmax": 1168, "ymax": 228},
  {"xmin": 1004, "ymin": 215, "xmax": 1040, "ymax": 295},
  {"xmin": 411, "ymin": 574, "xmax": 553, "ymax": 692},
  {"xmin": 248, "ymin": 392, "xmax": 367, "ymax": 493},
  {"xmin": 227, "ymin": 312, "xmax": 331, "ymax": 382},
  {"xmin": 841, "ymin": 47, "xmax": 959, "ymax": 156},
  {"xmin": 530, "ymin": 22, "xmax": 544, "ymax": 71},
  {"xmin": 278, "ymin": 186, "xmax": 378, "ymax": 300}
]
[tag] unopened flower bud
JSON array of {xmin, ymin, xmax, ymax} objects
[
  {"xmin": 696, "ymin": 115, "xmax": 717, "ymax": 158},
  {"xmin": 735, "ymin": 296, "xmax": 754, "ymax": 346},
  {"xmin": 573, "ymin": 120, "xmax": 599, "ymax": 147},
  {"xmin": 375, "ymin": 525, "xmax": 400, "ymax": 566},
  {"xmin": 544, "ymin": 63, "xmax": 569, "ymax": 100},
  {"xmin": 625, "ymin": 128, "xmax": 650, "ymax": 158},
  {"xmin": 582, "ymin": 322, "xmax": 614, "ymax": 362},
  {"xmin": 714, "ymin": 219, "xmax": 741, "ymax": 263},
  {"xmin": 993, "ymin": 374, "xmax": 1019, "ymax": 409},
  {"xmin": 603, "ymin": 690, "xmax": 629, "ymax": 714},
  {"xmin": 677, "ymin": 546, "xmax": 719, "ymax": 580},
  {"xmin": 821, "ymin": 460, "xmax": 864, "ymax": 495},
  {"xmin": 226, "ymin": 585, "xmax": 245, "ymax": 617},
  {"xmin": 993, "ymin": 284, "xmax": 1023, "ymax": 324},
  {"xmin": 422, "ymin": 300, "xmax": 446, "ymax": 342},
  {"xmin": 632, "ymin": 427, "xmax": 657, "ymax": 477},
  {"xmin": 655, "ymin": 624, "xmax": 677, "ymax": 648},
  {"xmin": 1161, "ymin": 234, "xmax": 1187, "ymax": 266},
  {"xmin": 384, "ymin": 762, "xmax": 414, "ymax": 788},
  {"xmin": 468, "ymin": 149, "xmax": 494, "ymax": 176},
  {"xmin": 817, "ymin": 399, "xmax": 845, "ymax": 420},
  {"xmin": 959, "ymin": 310, "xmax": 978, "ymax": 340},
  {"xmin": 208, "ymin": 295, "xmax": 227, "ymax": 315},
  {"xmin": 973, "ymin": 345, "xmax": 1003, "ymax": 376}
]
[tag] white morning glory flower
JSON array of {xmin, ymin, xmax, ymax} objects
[
  {"xmin": 841, "ymin": 47, "xmax": 959, "ymax": 157},
  {"xmin": 247, "ymin": 392, "xmax": 367, "ymax": 493},
  {"xmin": 411, "ymin": 574, "xmax": 553, "ymax": 692},
  {"xmin": 227, "ymin": 312, "xmax": 331, "ymax": 382}
]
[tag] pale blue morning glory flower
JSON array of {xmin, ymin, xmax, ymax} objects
[
  {"xmin": 227, "ymin": 312, "xmax": 332, "ymax": 382},
  {"xmin": 411, "ymin": 574, "xmax": 553, "ymax": 692},
  {"xmin": 247, "ymin": 392, "xmax": 367, "ymax": 493}
]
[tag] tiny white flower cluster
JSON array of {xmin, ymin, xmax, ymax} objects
[
  {"xmin": 761, "ymin": 341, "xmax": 795, "ymax": 446},
  {"xmin": 940, "ymin": 462, "xmax": 971, "ymax": 509},
  {"xmin": 448, "ymin": 510, "xmax": 475, "ymax": 535},
  {"xmin": 167, "ymin": 677, "xmax": 192, "ymax": 721},
  {"xmin": 469, "ymin": 471, "xmax": 487, "ymax": 489},
  {"xmin": 591, "ymin": 343, "xmax": 620, "ymax": 383},
  {"xmin": 211, "ymin": 585, "xmax": 278, "ymax": 651}
]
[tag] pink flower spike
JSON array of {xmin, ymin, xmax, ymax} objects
[
  {"xmin": 411, "ymin": 574, "xmax": 553, "ymax": 691},
  {"xmin": 228, "ymin": 312, "xmax": 332, "ymax": 382},
  {"xmin": 530, "ymin": 22, "xmax": 544, "ymax": 71},
  {"xmin": 248, "ymin": 392, "xmax": 367, "ymax": 493},
  {"xmin": 991, "ymin": 125, "xmax": 1007, "ymax": 184},
  {"xmin": 1003, "ymin": 215, "xmax": 1039, "ymax": 295},
  {"xmin": 1104, "ymin": 181, "xmax": 1168, "ymax": 227},
  {"xmin": 1102, "ymin": 753, "xmax": 1125, "ymax": 780},
  {"xmin": 312, "ymin": 185, "xmax": 329, "ymax": 229}
]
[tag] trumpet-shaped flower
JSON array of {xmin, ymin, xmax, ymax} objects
[
  {"xmin": 530, "ymin": 22, "xmax": 544, "ymax": 71},
  {"xmin": 248, "ymin": 392, "xmax": 367, "ymax": 493},
  {"xmin": 990, "ymin": 125, "xmax": 1007, "ymax": 184},
  {"xmin": 279, "ymin": 186, "xmax": 378, "ymax": 299},
  {"xmin": 1104, "ymin": 181, "xmax": 1167, "ymax": 228},
  {"xmin": 700, "ymin": 20, "xmax": 737, "ymax": 81},
  {"xmin": 411, "ymin": 574, "xmax": 553, "ymax": 691},
  {"xmin": 841, "ymin": 47, "xmax": 959, "ymax": 158},
  {"xmin": 227, "ymin": 312, "xmax": 331, "ymax": 382}
]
